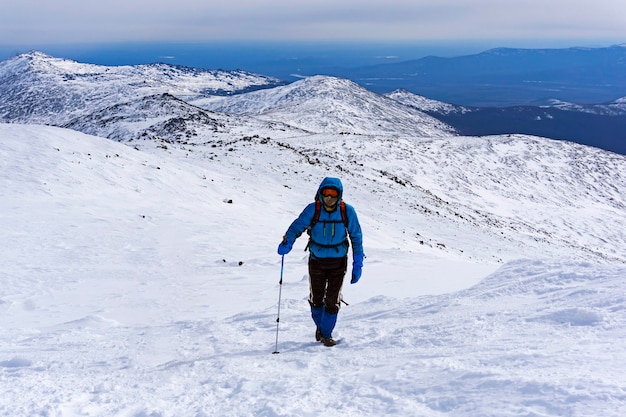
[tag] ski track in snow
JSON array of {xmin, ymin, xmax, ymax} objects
[{"xmin": 1, "ymin": 124, "xmax": 626, "ymax": 416}]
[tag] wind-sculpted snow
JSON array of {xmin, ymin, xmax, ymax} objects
[
  {"xmin": 201, "ymin": 75, "xmax": 456, "ymax": 136},
  {"xmin": 0, "ymin": 51, "xmax": 284, "ymax": 125},
  {"xmin": 1, "ymin": 125, "xmax": 626, "ymax": 416}
]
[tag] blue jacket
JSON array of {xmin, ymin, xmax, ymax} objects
[{"xmin": 284, "ymin": 177, "xmax": 363, "ymax": 259}]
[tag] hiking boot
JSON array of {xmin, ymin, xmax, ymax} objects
[
  {"xmin": 320, "ymin": 336, "xmax": 337, "ymax": 347},
  {"xmin": 315, "ymin": 328, "xmax": 322, "ymax": 342}
]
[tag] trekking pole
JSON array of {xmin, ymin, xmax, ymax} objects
[{"xmin": 272, "ymin": 255, "xmax": 285, "ymax": 354}]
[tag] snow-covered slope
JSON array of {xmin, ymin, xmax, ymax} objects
[
  {"xmin": 1, "ymin": 124, "xmax": 625, "ymax": 416},
  {"xmin": 0, "ymin": 51, "xmax": 284, "ymax": 125},
  {"xmin": 200, "ymin": 75, "xmax": 456, "ymax": 136},
  {"xmin": 63, "ymin": 92, "xmax": 308, "ymax": 146},
  {"xmin": 272, "ymin": 133, "xmax": 626, "ymax": 264},
  {"xmin": 3, "ymin": 121, "xmax": 625, "ymax": 265},
  {"xmin": 2, "ymin": 50, "xmax": 626, "ymax": 417}
]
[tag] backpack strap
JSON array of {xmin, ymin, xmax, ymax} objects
[
  {"xmin": 309, "ymin": 200, "xmax": 348, "ymax": 229},
  {"xmin": 339, "ymin": 201, "xmax": 348, "ymax": 229},
  {"xmin": 311, "ymin": 200, "xmax": 322, "ymax": 228}
]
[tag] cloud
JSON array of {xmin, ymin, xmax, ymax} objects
[{"xmin": 1, "ymin": 0, "xmax": 625, "ymax": 44}]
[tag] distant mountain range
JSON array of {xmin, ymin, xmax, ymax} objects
[
  {"xmin": 387, "ymin": 90, "xmax": 626, "ymax": 155},
  {"xmin": 0, "ymin": 49, "xmax": 625, "ymax": 155},
  {"xmin": 340, "ymin": 45, "xmax": 626, "ymax": 155},
  {"xmin": 339, "ymin": 45, "xmax": 626, "ymax": 106}
]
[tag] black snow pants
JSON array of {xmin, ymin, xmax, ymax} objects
[{"xmin": 308, "ymin": 256, "xmax": 348, "ymax": 314}]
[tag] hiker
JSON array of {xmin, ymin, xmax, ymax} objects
[{"xmin": 277, "ymin": 177, "xmax": 364, "ymax": 347}]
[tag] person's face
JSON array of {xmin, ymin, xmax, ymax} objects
[{"xmin": 321, "ymin": 188, "xmax": 339, "ymax": 208}]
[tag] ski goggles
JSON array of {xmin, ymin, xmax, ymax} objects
[{"xmin": 321, "ymin": 188, "xmax": 339, "ymax": 198}]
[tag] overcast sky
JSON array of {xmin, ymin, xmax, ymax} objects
[{"xmin": 2, "ymin": 0, "xmax": 625, "ymax": 46}]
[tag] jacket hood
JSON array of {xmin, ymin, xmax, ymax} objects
[{"xmin": 316, "ymin": 177, "xmax": 343, "ymax": 200}]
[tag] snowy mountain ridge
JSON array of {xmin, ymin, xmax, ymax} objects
[
  {"xmin": 1, "ymin": 51, "xmax": 455, "ymax": 140},
  {"xmin": 544, "ymin": 97, "xmax": 626, "ymax": 116},
  {"xmin": 62, "ymin": 92, "xmax": 308, "ymax": 147},
  {"xmin": 0, "ymin": 51, "xmax": 284, "ymax": 125},
  {"xmin": 384, "ymin": 88, "xmax": 471, "ymax": 114},
  {"xmin": 199, "ymin": 75, "xmax": 456, "ymax": 136}
]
